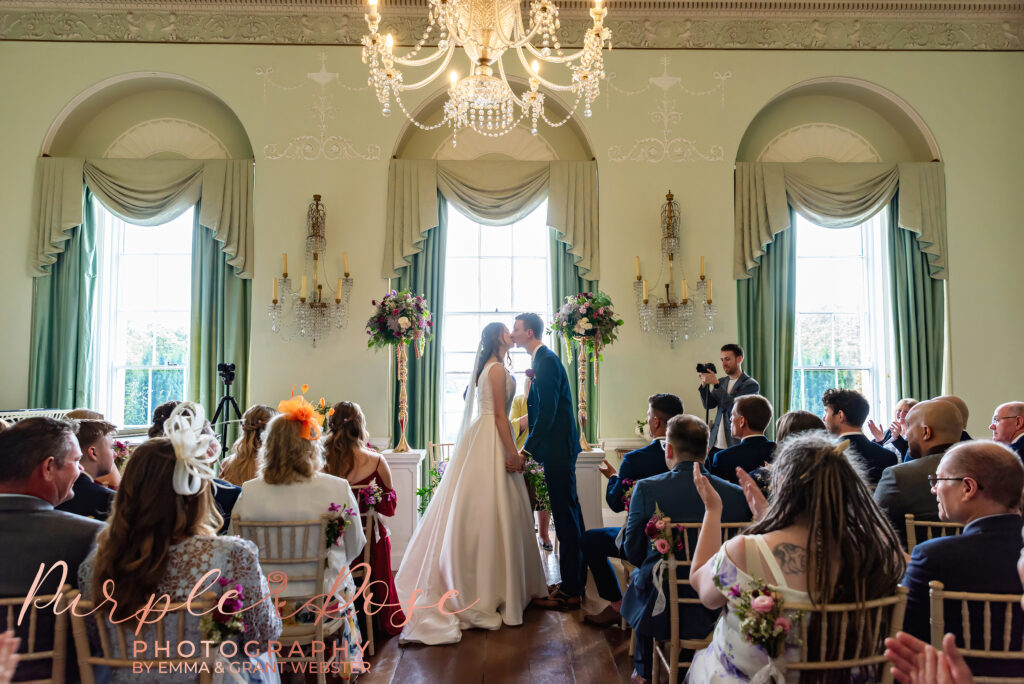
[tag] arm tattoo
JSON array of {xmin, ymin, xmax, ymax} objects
[{"xmin": 772, "ymin": 543, "xmax": 807, "ymax": 575}]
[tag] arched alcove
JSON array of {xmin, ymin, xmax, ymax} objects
[
  {"xmin": 737, "ymin": 77, "xmax": 939, "ymax": 163},
  {"xmin": 43, "ymin": 73, "xmax": 253, "ymax": 159}
]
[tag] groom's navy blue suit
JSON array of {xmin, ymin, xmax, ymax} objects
[{"xmin": 524, "ymin": 344, "xmax": 586, "ymax": 596}]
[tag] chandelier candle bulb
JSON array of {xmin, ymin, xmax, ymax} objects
[
  {"xmin": 273, "ymin": 277, "xmax": 278, "ymax": 303},
  {"xmin": 283, "ymin": 252, "xmax": 288, "ymax": 277},
  {"xmin": 707, "ymin": 279, "xmax": 712, "ymax": 303},
  {"xmin": 301, "ymin": 275, "xmax": 307, "ymax": 300},
  {"xmin": 635, "ymin": 256, "xmax": 641, "ymax": 279},
  {"xmin": 385, "ymin": 33, "xmax": 393, "ymax": 50},
  {"xmin": 682, "ymin": 278, "xmax": 687, "ymax": 302},
  {"xmin": 700, "ymin": 256, "xmax": 705, "ymax": 279},
  {"xmin": 343, "ymin": 252, "xmax": 350, "ymax": 276},
  {"xmin": 668, "ymin": 254, "xmax": 675, "ymax": 295},
  {"xmin": 643, "ymin": 279, "xmax": 648, "ymax": 303},
  {"xmin": 336, "ymin": 278, "xmax": 342, "ymax": 303}
]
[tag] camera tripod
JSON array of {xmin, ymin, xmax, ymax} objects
[{"xmin": 211, "ymin": 362, "xmax": 242, "ymax": 450}]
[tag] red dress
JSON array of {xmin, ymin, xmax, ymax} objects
[{"xmin": 350, "ymin": 456, "xmax": 407, "ymax": 636}]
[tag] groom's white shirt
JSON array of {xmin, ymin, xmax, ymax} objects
[{"xmin": 528, "ymin": 343, "xmax": 543, "ymax": 358}]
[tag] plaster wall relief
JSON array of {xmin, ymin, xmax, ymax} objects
[
  {"xmin": 757, "ymin": 123, "xmax": 882, "ymax": 162},
  {"xmin": 258, "ymin": 51, "xmax": 381, "ymax": 161},
  {"xmin": 606, "ymin": 56, "xmax": 728, "ymax": 164},
  {"xmin": 104, "ymin": 117, "xmax": 231, "ymax": 158}
]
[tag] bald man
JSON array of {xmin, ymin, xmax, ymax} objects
[
  {"xmin": 990, "ymin": 402, "xmax": 1024, "ymax": 460},
  {"xmin": 901, "ymin": 441, "xmax": 1024, "ymax": 677},
  {"xmin": 873, "ymin": 399, "xmax": 965, "ymax": 547},
  {"xmin": 935, "ymin": 394, "xmax": 973, "ymax": 442}
]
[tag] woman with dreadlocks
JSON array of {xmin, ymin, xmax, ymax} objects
[{"xmin": 686, "ymin": 432, "xmax": 906, "ymax": 683}]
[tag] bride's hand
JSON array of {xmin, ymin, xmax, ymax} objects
[{"xmin": 505, "ymin": 453, "xmax": 521, "ymax": 473}]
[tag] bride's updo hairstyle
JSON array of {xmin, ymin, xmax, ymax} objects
[
  {"xmin": 259, "ymin": 413, "xmax": 325, "ymax": 485},
  {"xmin": 747, "ymin": 432, "xmax": 905, "ymax": 607},
  {"xmin": 473, "ymin": 322, "xmax": 510, "ymax": 384},
  {"xmin": 324, "ymin": 402, "xmax": 370, "ymax": 479},
  {"xmin": 90, "ymin": 438, "xmax": 221, "ymax": 622}
]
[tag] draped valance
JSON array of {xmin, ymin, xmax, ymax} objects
[
  {"xmin": 32, "ymin": 157, "xmax": 255, "ymax": 278},
  {"xmin": 734, "ymin": 161, "xmax": 947, "ymax": 280},
  {"xmin": 384, "ymin": 159, "xmax": 599, "ymax": 280}
]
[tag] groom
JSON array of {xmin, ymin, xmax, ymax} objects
[{"xmin": 511, "ymin": 312, "xmax": 587, "ymax": 609}]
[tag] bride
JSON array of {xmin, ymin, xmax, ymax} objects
[{"xmin": 394, "ymin": 322, "xmax": 549, "ymax": 645}]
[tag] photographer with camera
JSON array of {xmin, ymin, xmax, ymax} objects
[{"xmin": 697, "ymin": 343, "xmax": 760, "ymax": 454}]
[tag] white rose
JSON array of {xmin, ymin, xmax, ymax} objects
[{"xmin": 398, "ymin": 316, "xmax": 411, "ymax": 330}]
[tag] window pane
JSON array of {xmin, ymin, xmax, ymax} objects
[
  {"xmin": 444, "ymin": 315, "xmax": 482, "ymax": 353},
  {"xmin": 509, "ymin": 350, "xmax": 534, "ymax": 374},
  {"xmin": 446, "ymin": 213, "xmax": 479, "ymax": 257},
  {"xmin": 124, "ymin": 369, "xmax": 150, "ymax": 426},
  {"xmin": 513, "ymin": 258, "xmax": 548, "ymax": 311},
  {"xmin": 513, "ymin": 218, "xmax": 548, "ymax": 257},
  {"xmin": 796, "ymin": 220, "xmax": 862, "ymax": 257},
  {"xmin": 444, "ymin": 352, "xmax": 477, "ymax": 373},
  {"xmin": 790, "ymin": 369, "xmax": 803, "ymax": 411},
  {"xmin": 124, "ymin": 321, "xmax": 155, "ymax": 366},
  {"xmin": 157, "ymin": 255, "xmax": 192, "ymax": 310},
  {"xmin": 797, "ymin": 314, "xmax": 833, "ymax": 366},
  {"xmin": 834, "ymin": 314, "xmax": 865, "ymax": 366},
  {"xmin": 480, "ymin": 224, "xmax": 512, "ymax": 257},
  {"xmin": 838, "ymin": 369, "xmax": 866, "ymax": 394},
  {"xmin": 120, "ymin": 255, "xmax": 158, "ymax": 311},
  {"xmin": 480, "ymin": 259, "xmax": 512, "ymax": 311},
  {"xmin": 445, "ymin": 258, "xmax": 479, "ymax": 310},
  {"xmin": 795, "ymin": 258, "xmax": 863, "ymax": 312},
  {"xmin": 803, "ymin": 370, "xmax": 835, "ymax": 417},
  {"xmin": 151, "ymin": 369, "xmax": 184, "ymax": 410},
  {"xmin": 155, "ymin": 321, "xmax": 189, "ymax": 365}
]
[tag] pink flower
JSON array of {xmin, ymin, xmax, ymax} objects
[
  {"xmin": 752, "ymin": 595, "xmax": 775, "ymax": 613},
  {"xmin": 774, "ymin": 616, "xmax": 792, "ymax": 633},
  {"xmin": 729, "ymin": 585, "xmax": 741, "ymax": 598},
  {"xmin": 654, "ymin": 538, "xmax": 670, "ymax": 554},
  {"xmin": 655, "ymin": 519, "xmax": 666, "ymax": 530},
  {"xmin": 598, "ymin": 307, "xmax": 605, "ymax": 314}
]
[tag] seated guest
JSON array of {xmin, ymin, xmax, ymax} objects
[
  {"xmin": 620, "ymin": 415, "xmax": 751, "ymax": 684},
  {"xmin": 936, "ymin": 395, "xmax": 973, "ymax": 442},
  {"xmin": 323, "ymin": 401, "xmax": 406, "ymax": 636},
  {"xmin": 874, "ymin": 400, "xmax": 964, "ymax": 547},
  {"xmin": 868, "ymin": 397, "xmax": 918, "ymax": 449},
  {"xmin": 56, "ymin": 420, "xmax": 117, "ymax": 520},
  {"xmin": 707, "ymin": 395, "xmax": 775, "ymax": 484},
  {"xmin": 901, "ymin": 440, "xmax": 1024, "ymax": 678},
  {"xmin": 990, "ymin": 401, "xmax": 1024, "ymax": 460},
  {"xmin": 234, "ymin": 395, "xmax": 365, "ymax": 665},
  {"xmin": 220, "ymin": 404, "xmax": 276, "ymax": 485},
  {"xmin": 149, "ymin": 400, "xmax": 240, "ymax": 533},
  {"xmin": 688, "ymin": 433, "xmax": 905, "ymax": 681},
  {"xmin": 63, "ymin": 408, "xmax": 103, "ymax": 420},
  {"xmin": 584, "ymin": 394, "xmax": 684, "ymax": 628},
  {"xmin": 775, "ymin": 410, "xmax": 826, "ymax": 441},
  {"xmin": 822, "ymin": 388, "xmax": 898, "ymax": 485},
  {"xmin": 0, "ymin": 417, "xmax": 104, "ymax": 683},
  {"xmin": 79, "ymin": 415, "xmax": 282, "ymax": 684}
]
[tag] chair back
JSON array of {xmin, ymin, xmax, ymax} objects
[
  {"xmin": 0, "ymin": 585, "xmax": 69, "ymax": 684},
  {"xmin": 928, "ymin": 580, "xmax": 1024, "ymax": 682},
  {"xmin": 905, "ymin": 513, "xmax": 964, "ymax": 552},
  {"xmin": 427, "ymin": 442, "xmax": 453, "ymax": 471},
  {"xmin": 67, "ymin": 590, "xmax": 215, "ymax": 684},
  {"xmin": 346, "ymin": 485, "xmax": 377, "ymax": 657}
]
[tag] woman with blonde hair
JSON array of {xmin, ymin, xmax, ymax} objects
[
  {"xmin": 233, "ymin": 395, "xmax": 365, "ymax": 664},
  {"xmin": 79, "ymin": 405, "xmax": 282, "ymax": 683},
  {"xmin": 323, "ymin": 401, "xmax": 406, "ymax": 635},
  {"xmin": 220, "ymin": 404, "xmax": 276, "ymax": 485}
]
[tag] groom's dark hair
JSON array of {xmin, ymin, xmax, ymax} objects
[{"xmin": 515, "ymin": 312, "xmax": 544, "ymax": 339}]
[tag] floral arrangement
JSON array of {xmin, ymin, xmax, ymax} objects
[
  {"xmin": 714, "ymin": 577, "xmax": 795, "ymax": 662},
  {"xmin": 644, "ymin": 505, "xmax": 688, "ymax": 558},
  {"xmin": 200, "ymin": 576, "xmax": 246, "ymax": 643},
  {"xmin": 315, "ymin": 396, "xmax": 334, "ymax": 420},
  {"xmin": 523, "ymin": 458, "xmax": 550, "ymax": 510},
  {"xmin": 365, "ymin": 289, "xmax": 433, "ymax": 356},
  {"xmin": 416, "ymin": 459, "xmax": 447, "ymax": 515},
  {"xmin": 326, "ymin": 502, "xmax": 358, "ymax": 549},
  {"xmin": 550, "ymin": 291, "xmax": 624, "ymax": 359},
  {"xmin": 113, "ymin": 440, "xmax": 131, "ymax": 472},
  {"xmin": 634, "ymin": 419, "xmax": 647, "ymax": 438},
  {"xmin": 620, "ymin": 478, "xmax": 637, "ymax": 512}
]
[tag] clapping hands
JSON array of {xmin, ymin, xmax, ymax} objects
[
  {"xmin": 885, "ymin": 632, "xmax": 975, "ymax": 684},
  {"xmin": 736, "ymin": 468, "xmax": 769, "ymax": 522},
  {"xmin": 0, "ymin": 631, "xmax": 19, "ymax": 684},
  {"xmin": 692, "ymin": 463, "xmax": 723, "ymax": 515},
  {"xmin": 867, "ymin": 419, "xmax": 885, "ymax": 441}
]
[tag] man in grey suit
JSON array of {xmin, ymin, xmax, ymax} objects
[
  {"xmin": 698, "ymin": 343, "xmax": 760, "ymax": 451},
  {"xmin": 873, "ymin": 400, "xmax": 964, "ymax": 548},
  {"xmin": 0, "ymin": 417, "xmax": 105, "ymax": 682}
]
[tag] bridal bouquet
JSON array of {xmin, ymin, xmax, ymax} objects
[
  {"xmin": 200, "ymin": 576, "xmax": 246, "ymax": 643},
  {"xmin": 416, "ymin": 459, "xmax": 448, "ymax": 515},
  {"xmin": 326, "ymin": 502, "xmax": 358, "ymax": 549},
  {"xmin": 523, "ymin": 458, "xmax": 550, "ymax": 510},
  {"xmin": 551, "ymin": 291, "xmax": 624, "ymax": 360},
  {"xmin": 718, "ymin": 578, "xmax": 797, "ymax": 681},
  {"xmin": 365, "ymin": 290, "xmax": 433, "ymax": 357}
]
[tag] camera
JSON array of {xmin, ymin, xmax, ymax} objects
[
  {"xmin": 217, "ymin": 362, "xmax": 236, "ymax": 385},
  {"xmin": 695, "ymin": 362, "xmax": 718, "ymax": 375}
]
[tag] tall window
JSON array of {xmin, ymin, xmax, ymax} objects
[
  {"xmin": 94, "ymin": 199, "xmax": 193, "ymax": 428},
  {"xmin": 440, "ymin": 202, "xmax": 553, "ymax": 442},
  {"xmin": 790, "ymin": 209, "xmax": 894, "ymax": 421}
]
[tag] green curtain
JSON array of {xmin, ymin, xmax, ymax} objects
[
  {"xmin": 887, "ymin": 194, "xmax": 945, "ymax": 401},
  {"xmin": 190, "ymin": 207, "xmax": 252, "ymax": 447},
  {"xmin": 28, "ymin": 188, "xmax": 98, "ymax": 409},
  {"xmin": 392, "ymin": 192, "xmax": 448, "ymax": 466},
  {"xmin": 736, "ymin": 209, "xmax": 797, "ymax": 439},
  {"xmin": 550, "ymin": 228, "xmax": 599, "ymax": 445}
]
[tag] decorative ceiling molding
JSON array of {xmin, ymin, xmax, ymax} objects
[
  {"xmin": 0, "ymin": 0, "xmax": 1021, "ymax": 49},
  {"xmin": 434, "ymin": 126, "xmax": 557, "ymax": 161},
  {"xmin": 758, "ymin": 123, "xmax": 882, "ymax": 162},
  {"xmin": 105, "ymin": 117, "xmax": 231, "ymax": 158}
]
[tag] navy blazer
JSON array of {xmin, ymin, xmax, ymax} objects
[
  {"xmin": 902, "ymin": 514, "xmax": 1024, "ymax": 677},
  {"xmin": 707, "ymin": 436, "xmax": 775, "ymax": 485},
  {"xmin": 523, "ymin": 345, "xmax": 581, "ymax": 469},
  {"xmin": 1010, "ymin": 437, "xmax": 1024, "ymax": 461},
  {"xmin": 213, "ymin": 478, "xmax": 241, "ymax": 534},
  {"xmin": 56, "ymin": 473, "xmax": 115, "ymax": 521},
  {"xmin": 698, "ymin": 373, "xmax": 760, "ymax": 448},
  {"xmin": 843, "ymin": 433, "xmax": 898, "ymax": 486},
  {"xmin": 606, "ymin": 440, "xmax": 668, "ymax": 512},
  {"xmin": 620, "ymin": 463, "xmax": 751, "ymax": 639}
]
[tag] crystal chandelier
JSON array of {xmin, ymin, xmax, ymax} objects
[
  {"xmin": 361, "ymin": 0, "xmax": 612, "ymax": 144},
  {"xmin": 268, "ymin": 195, "xmax": 354, "ymax": 347},
  {"xmin": 633, "ymin": 191, "xmax": 716, "ymax": 348}
]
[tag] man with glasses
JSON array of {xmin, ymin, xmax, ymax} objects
[
  {"xmin": 874, "ymin": 399, "xmax": 964, "ymax": 548},
  {"xmin": 900, "ymin": 440, "xmax": 1024, "ymax": 677},
  {"xmin": 990, "ymin": 401, "xmax": 1024, "ymax": 460}
]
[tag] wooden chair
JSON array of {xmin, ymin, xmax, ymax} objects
[
  {"xmin": 427, "ymin": 442, "xmax": 453, "ymax": 472},
  {"xmin": 929, "ymin": 580, "xmax": 1024, "ymax": 682},
  {"xmin": 68, "ymin": 590, "xmax": 216, "ymax": 684},
  {"xmin": 233, "ymin": 515, "xmax": 346, "ymax": 684},
  {"xmin": 905, "ymin": 514, "xmax": 964, "ymax": 552},
  {"xmin": 0, "ymin": 585, "xmax": 69, "ymax": 684},
  {"xmin": 348, "ymin": 484, "xmax": 378, "ymax": 657}
]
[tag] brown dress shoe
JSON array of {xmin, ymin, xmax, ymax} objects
[
  {"xmin": 583, "ymin": 605, "xmax": 620, "ymax": 627},
  {"xmin": 533, "ymin": 589, "xmax": 582, "ymax": 610}
]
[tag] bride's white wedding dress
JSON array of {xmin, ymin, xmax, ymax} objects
[{"xmin": 394, "ymin": 360, "xmax": 549, "ymax": 645}]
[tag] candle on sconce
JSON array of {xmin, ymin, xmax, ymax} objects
[
  {"xmin": 283, "ymin": 252, "xmax": 288, "ymax": 276},
  {"xmin": 273, "ymin": 277, "xmax": 278, "ymax": 302},
  {"xmin": 635, "ymin": 256, "xmax": 641, "ymax": 279},
  {"xmin": 343, "ymin": 252, "xmax": 350, "ymax": 276},
  {"xmin": 336, "ymin": 277, "xmax": 342, "ymax": 303},
  {"xmin": 668, "ymin": 254, "xmax": 675, "ymax": 298},
  {"xmin": 642, "ymin": 279, "xmax": 648, "ymax": 302},
  {"xmin": 682, "ymin": 278, "xmax": 688, "ymax": 302},
  {"xmin": 300, "ymin": 275, "xmax": 307, "ymax": 300},
  {"xmin": 700, "ymin": 256, "xmax": 705, "ymax": 279},
  {"xmin": 707, "ymin": 279, "xmax": 712, "ymax": 303}
]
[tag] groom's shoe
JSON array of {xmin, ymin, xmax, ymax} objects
[
  {"xmin": 533, "ymin": 589, "xmax": 582, "ymax": 611},
  {"xmin": 630, "ymin": 670, "xmax": 651, "ymax": 684},
  {"xmin": 583, "ymin": 605, "xmax": 620, "ymax": 627}
]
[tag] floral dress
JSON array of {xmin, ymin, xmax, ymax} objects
[{"xmin": 349, "ymin": 456, "xmax": 406, "ymax": 636}]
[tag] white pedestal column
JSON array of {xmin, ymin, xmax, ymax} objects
[
  {"xmin": 575, "ymin": 449, "xmax": 607, "ymax": 534},
  {"xmin": 382, "ymin": 448, "xmax": 425, "ymax": 567}
]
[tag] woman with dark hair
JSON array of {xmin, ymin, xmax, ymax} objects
[
  {"xmin": 775, "ymin": 410, "xmax": 827, "ymax": 442},
  {"xmin": 687, "ymin": 432, "xmax": 906, "ymax": 682},
  {"xmin": 79, "ymin": 406, "xmax": 282, "ymax": 683},
  {"xmin": 394, "ymin": 322, "xmax": 548, "ymax": 645},
  {"xmin": 323, "ymin": 401, "xmax": 406, "ymax": 635}
]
